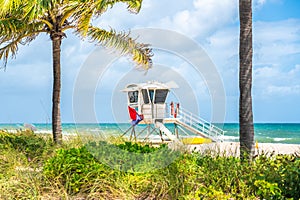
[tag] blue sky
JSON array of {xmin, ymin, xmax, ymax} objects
[{"xmin": 0, "ymin": 0, "xmax": 300, "ymax": 123}]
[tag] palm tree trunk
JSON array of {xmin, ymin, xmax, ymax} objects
[
  {"xmin": 239, "ymin": 0, "xmax": 254, "ymax": 160},
  {"xmin": 51, "ymin": 35, "xmax": 63, "ymax": 144}
]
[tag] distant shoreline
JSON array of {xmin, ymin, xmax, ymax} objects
[{"xmin": 1, "ymin": 123, "xmax": 300, "ymax": 144}]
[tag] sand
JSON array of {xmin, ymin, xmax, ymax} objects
[{"xmin": 188, "ymin": 142, "xmax": 300, "ymax": 156}]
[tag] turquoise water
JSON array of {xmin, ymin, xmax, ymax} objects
[
  {"xmin": 223, "ymin": 123, "xmax": 300, "ymax": 144},
  {"xmin": 1, "ymin": 123, "xmax": 300, "ymax": 144}
]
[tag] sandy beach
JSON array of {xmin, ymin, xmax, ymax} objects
[{"xmin": 188, "ymin": 142, "xmax": 300, "ymax": 156}]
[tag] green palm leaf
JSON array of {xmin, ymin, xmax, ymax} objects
[
  {"xmin": 94, "ymin": 0, "xmax": 142, "ymax": 14},
  {"xmin": 86, "ymin": 27, "xmax": 152, "ymax": 69},
  {"xmin": 0, "ymin": 0, "xmax": 21, "ymax": 14},
  {"xmin": 0, "ymin": 20, "xmax": 44, "ymax": 66}
]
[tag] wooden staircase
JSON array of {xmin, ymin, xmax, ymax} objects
[{"xmin": 163, "ymin": 107, "xmax": 224, "ymax": 142}]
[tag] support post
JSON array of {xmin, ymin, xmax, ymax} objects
[{"xmin": 175, "ymin": 123, "xmax": 179, "ymax": 138}]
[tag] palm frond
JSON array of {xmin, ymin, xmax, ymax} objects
[
  {"xmin": 0, "ymin": 32, "xmax": 44, "ymax": 68},
  {"xmin": 0, "ymin": 0, "xmax": 150, "ymax": 69},
  {"xmin": 23, "ymin": 1, "xmax": 43, "ymax": 21},
  {"xmin": 76, "ymin": 9, "xmax": 93, "ymax": 36},
  {"xmin": 0, "ymin": 16, "xmax": 45, "ymax": 68},
  {"xmin": 69, "ymin": 0, "xmax": 143, "ymax": 37},
  {"xmin": 94, "ymin": 0, "xmax": 142, "ymax": 15},
  {"xmin": 0, "ymin": 0, "xmax": 45, "ymax": 20},
  {"xmin": 86, "ymin": 27, "xmax": 152, "ymax": 70},
  {"xmin": 73, "ymin": 0, "xmax": 142, "ymax": 18},
  {"xmin": 0, "ymin": 40, "xmax": 17, "ymax": 68},
  {"xmin": 59, "ymin": 2, "xmax": 79, "ymax": 27},
  {"xmin": 0, "ymin": 0, "xmax": 22, "ymax": 15},
  {"xmin": 40, "ymin": 0, "xmax": 53, "ymax": 10},
  {"xmin": 0, "ymin": 18, "xmax": 17, "ymax": 36},
  {"xmin": 122, "ymin": 0, "xmax": 142, "ymax": 13},
  {"xmin": 0, "ymin": 35, "xmax": 26, "ymax": 68},
  {"xmin": 0, "ymin": 13, "xmax": 44, "ymax": 38}
]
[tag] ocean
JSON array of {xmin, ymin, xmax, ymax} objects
[{"xmin": 0, "ymin": 123, "xmax": 300, "ymax": 144}]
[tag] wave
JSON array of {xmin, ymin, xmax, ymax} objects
[
  {"xmin": 273, "ymin": 138, "xmax": 292, "ymax": 142},
  {"xmin": 220, "ymin": 135, "xmax": 239, "ymax": 141}
]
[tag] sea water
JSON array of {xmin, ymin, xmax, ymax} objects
[
  {"xmin": 0, "ymin": 123, "xmax": 300, "ymax": 144},
  {"xmin": 223, "ymin": 123, "xmax": 300, "ymax": 144}
]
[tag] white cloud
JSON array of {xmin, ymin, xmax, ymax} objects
[
  {"xmin": 254, "ymin": 66, "xmax": 280, "ymax": 79},
  {"xmin": 155, "ymin": 0, "xmax": 238, "ymax": 38},
  {"xmin": 288, "ymin": 64, "xmax": 300, "ymax": 76},
  {"xmin": 254, "ymin": 19, "xmax": 300, "ymax": 65},
  {"xmin": 95, "ymin": 0, "xmax": 194, "ymax": 31},
  {"xmin": 253, "ymin": 0, "xmax": 285, "ymax": 10},
  {"xmin": 266, "ymin": 85, "xmax": 300, "ymax": 96},
  {"xmin": 204, "ymin": 26, "xmax": 239, "ymax": 66},
  {"xmin": 255, "ymin": 19, "xmax": 300, "ymax": 43},
  {"xmin": 254, "ymin": 0, "xmax": 267, "ymax": 9},
  {"xmin": 199, "ymin": 18, "xmax": 300, "ymax": 99},
  {"xmin": 254, "ymin": 65, "xmax": 300, "ymax": 96}
]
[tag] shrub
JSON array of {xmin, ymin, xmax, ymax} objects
[
  {"xmin": 193, "ymin": 153, "xmax": 300, "ymax": 200},
  {"xmin": 43, "ymin": 141, "xmax": 181, "ymax": 196},
  {"xmin": 254, "ymin": 154, "xmax": 300, "ymax": 199},
  {"xmin": 0, "ymin": 130, "xmax": 50, "ymax": 160},
  {"xmin": 254, "ymin": 180, "xmax": 282, "ymax": 199},
  {"xmin": 43, "ymin": 146, "xmax": 109, "ymax": 194},
  {"xmin": 117, "ymin": 141, "xmax": 168, "ymax": 153},
  {"xmin": 195, "ymin": 155, "xmax": 251, "ymax": 198},
  {"xmin": 39, "ymin": 139, "xmax": 300, "ymax": 199},
  {"xmin": 85, "ymin": 141, "xmax": 179, "ymax": 173}
]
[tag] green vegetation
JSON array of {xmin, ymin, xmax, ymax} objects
[{"xmin": 1, "ymin": 130, "xmax": 300, "ymax": 199}]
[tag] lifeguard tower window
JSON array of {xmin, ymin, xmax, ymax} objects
[
  {"xmin": 142, "ymin": 89, "xmax": 150, "ymax": 104},
  {"xmin": 149, "ymin": 89, "xmax": 154, "ymax": 103},
  {"xmin": 128, "ymin": 91, "xmax": 138, "ymax": 103},
  {"xmin": 154, "ymin": 89, "xmax": 168, "ymax": 103}
]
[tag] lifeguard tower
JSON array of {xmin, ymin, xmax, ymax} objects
[
  {"xmin": 123, "ymin": 81, "xmax": 171, "ymax": 124},
  {"xmin": 122, "ymin": 81, "xmax": 224, "ymax": 143}
]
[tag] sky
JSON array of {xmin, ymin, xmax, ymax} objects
[{"xmin": 0, "ymin": 0, "xmax": 300, "ymax": 123}]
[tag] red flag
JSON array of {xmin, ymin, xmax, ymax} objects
[{"xmin": 128, "ymin": 106, "xmax": 137, "ymax": 120}]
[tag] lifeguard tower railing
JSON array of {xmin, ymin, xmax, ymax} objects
[{"xmin": 163, "ymin": 104, "xmax": 224, "ymax": 142}]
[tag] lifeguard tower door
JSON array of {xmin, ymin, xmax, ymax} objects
[{"xmin": 141, "ymin": 88, "xmax": 169, "ymax": 124}]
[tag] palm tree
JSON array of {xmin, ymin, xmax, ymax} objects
[
  {"xmin": 239, "ymin": 0, "xmax": 254, "ymax": 160},
  {"xmin": 0, "ymin": 0, "xmax": 152, "ymax": 144}
]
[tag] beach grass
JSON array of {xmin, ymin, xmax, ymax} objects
[{"xmin": 0, "ymin": 130, "xmax": 300, "ymax": 199}]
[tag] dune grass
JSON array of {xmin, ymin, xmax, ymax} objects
[{"xmin": 0, "ymin": 130, "xmax": 300, "ymax": 199}]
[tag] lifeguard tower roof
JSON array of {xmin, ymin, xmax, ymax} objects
[{"xmin": 122, "ymin": 81, "xmax": 177, "ymax": 92}]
